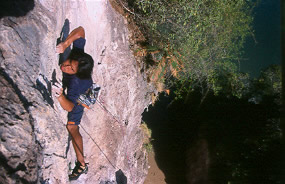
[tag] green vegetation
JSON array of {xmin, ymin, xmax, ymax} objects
[
  {"xmin": 140, "ymin": 122, "xmax": 154, "ymax": 153},
  {"xmin": 128, "ymin": 0, "xmax": 255, "ymax": 99},
  {"xmin": 125, "ymin": 1, "xmax": 281, "ymax": 183},
  {"xmin": 249, "ymin": 65, "xmax": 281, "ymax": 104}
]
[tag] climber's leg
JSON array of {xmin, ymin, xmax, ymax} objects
[
  {"xmin": 66, "ymin": 123, "xmax": 88, "ymax": 180},
  {"xmin": 66, "ymin": 123, "xmax": 85, "ymax": 166}
]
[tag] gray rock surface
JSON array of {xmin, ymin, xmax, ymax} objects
[{"xmin": 0, "ymin": 0, "xmax": 155, "ymax": 183}]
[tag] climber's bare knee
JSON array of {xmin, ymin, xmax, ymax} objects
[{"xmin": 66, "ymin": 122, "xmax": 79, "ymax": 134}]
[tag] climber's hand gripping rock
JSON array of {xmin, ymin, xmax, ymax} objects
[
  {"xmin": 52, "ymin": 82, "xmax": 63, "ymax": 98},
  {"xmin": 56, "ymin": 42, "xmax": 67, "ymax": 53}
]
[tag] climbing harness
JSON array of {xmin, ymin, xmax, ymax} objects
[
  {"xmin": 77, "ymin": 83, "xmax": 101, "ymax": 109},
  {"xmin": 76, "ymin": 84, "xmax": 128, "ymax": 126}
]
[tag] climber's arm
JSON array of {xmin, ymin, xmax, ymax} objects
[
  {"xmin": 57, "ymin": 92, "xmax": 75, "ymax": 112},
  {"xmin": 53, "ymin": 85, "xmax": 74, "ymax": 112},
  {"xmin": 56, "ymin": 26, "xmax": 85, "ymax": 53}
]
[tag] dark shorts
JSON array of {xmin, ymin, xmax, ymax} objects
[{"xmin": 64, "ymin": 37, "xmax": 92, "ymax": 125}]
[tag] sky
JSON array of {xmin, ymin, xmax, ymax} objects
[{"xmin": 240, "ymin": 0, "xmax": 281, "ymax": 78}]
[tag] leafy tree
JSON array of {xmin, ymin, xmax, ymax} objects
[
  {"xmin": 128, "ymin": 0, "xmax": 255, "ymax": 98},
  {"xmin": 248, "ymin": 65, "xmax": 281, "ymax": 105},
  {"xmin": 129, "ymin": 1, "xmax": 281, "ymax": 183}
]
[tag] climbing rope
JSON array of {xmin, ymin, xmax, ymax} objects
[
  {"xmin": 96, "ymin": 97, "xmax": 121, "ymax": 124},
  {"xmin": 86, "ymin": 98, "xmax": 135, "ymax": 182},
  {"xmin": 80, "ymin": 125, "xmax": 135, "ymax": 183},
  {"xmin": 95, "ymin": 97, "xmax": 128, "ymax": 126},
  {"xmin": 63, "ymin": 93, "xmax": 135, "ymax": 182},
  {"xmin": 79, "ymin": 124, "xmax": 117, "ymax": 170}
]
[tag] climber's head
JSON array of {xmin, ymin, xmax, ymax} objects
[
  {"xmin": 61, "ymin": 49, "xmax": 94, "ymax": 79},
  {"xmin": 61, "ymin": 59, "xmax": 78, "ymax": 75}
]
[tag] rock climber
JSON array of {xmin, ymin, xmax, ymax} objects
[{"xmin": 53, "ymin": 26, "xmax": 94, "ymax": 180}]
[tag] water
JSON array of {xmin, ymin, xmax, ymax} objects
[{"xmin": 239, "ymin": 0, "xmax": 281, "ymax": 78}]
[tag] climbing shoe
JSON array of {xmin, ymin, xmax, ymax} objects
[{"xmin": 69, "ymin": 161, "xmax": 88, "ymax": 180}]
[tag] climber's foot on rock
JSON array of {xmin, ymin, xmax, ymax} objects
[{"xmin": 69, "ymin": 161, "xmax": 88, "ymax": 180}]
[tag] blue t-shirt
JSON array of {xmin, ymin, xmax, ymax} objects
[{"xmin": 63, "ymin": 38, "xmax": 93, "ymax": 124}]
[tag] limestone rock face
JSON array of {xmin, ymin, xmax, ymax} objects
[{"xmin": 0, "ymin": 0, "xmax": 154, "ymax": 183}]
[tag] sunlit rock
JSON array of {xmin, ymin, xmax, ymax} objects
[{"xmin": 0, "ymin": 0, "xmax": 155, "ymax": 183}]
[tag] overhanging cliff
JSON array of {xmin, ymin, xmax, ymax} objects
[{"xmin": 0, "ymin": 0, "xmax": 156, "ymax": 183}]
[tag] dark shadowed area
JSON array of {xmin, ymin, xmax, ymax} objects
[
  {"xmin": 143, "ymin": 89, "xmax": 281, "ymax": 184},
  {"xmin": 0, "ymin": 0, "xmax": 35, "ymax": 18},
  {"xmin": 142, "ymin": 94, "xmax": 188, "ymax": 184}
]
